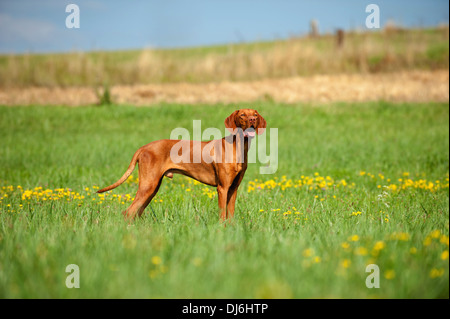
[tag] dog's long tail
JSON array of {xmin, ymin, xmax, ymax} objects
[{"xmin": 97, "ymin": 148, "xmax": 142, "ymax": 193}]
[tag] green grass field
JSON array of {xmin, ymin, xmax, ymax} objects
[{"xmin": 0, "ymin": 102, "xmax": 448, "ymax": 298}]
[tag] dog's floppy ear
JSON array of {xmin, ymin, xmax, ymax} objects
[
  {"xmin": 256, "ymin": 112, "xmax": 267, "ymax": 135},
  {"xmin": 225, "ymin": 110, "xmax": 240, "ymax": 134}
]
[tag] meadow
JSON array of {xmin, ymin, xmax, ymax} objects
[
  {"xmin": 0, "ymin": 27, "xmax": 448, "ymax": 88},
  {"xmin": 0, "ymin": 101, "xmax": 448, "ymax": 298}
]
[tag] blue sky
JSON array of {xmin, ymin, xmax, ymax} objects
[{"xmin": 0, "ymin": 0, "xmax": 448, "ymax": 53}]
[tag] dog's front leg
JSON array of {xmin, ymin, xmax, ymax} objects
[
  {"xmin": 226, "ymin": 172, "xmax": 245, "ymax": 219},
  {"xmin": 217, "ymin": 185, "xmax": 229, "ymax": 221}
]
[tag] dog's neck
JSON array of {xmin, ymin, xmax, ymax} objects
[{"xmin": 223, "ymin": 132, "xmax": 252, "ymax": 165}]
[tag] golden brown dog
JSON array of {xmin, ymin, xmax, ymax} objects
[{"xmin": 97, "ymin": 109, "xmax": 266, "ymax": 221}]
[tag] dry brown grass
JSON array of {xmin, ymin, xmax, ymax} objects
[
  {"xmin": 0, "ymin": 27, "xmax": 448, "ymax": 88},
  {"xmin": 1, "ymin": 70, "xmax": 447, "ymax": 106},
  {"xmin": 0, "ymin": 27, "xmax": 447, "ymax": 106}
]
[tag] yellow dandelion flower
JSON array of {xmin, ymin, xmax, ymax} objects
[
  {"xmin": 355, "ymin": 247, "xmax": 368, "ymax": 256},
  {"xmin": 302, "ymin": 248, "xmax": 313, "ymax": 257},
  {"xmin": 384, "ymin": 270, "xmax": 395, "ymax": 280},
  {"xmin": 390, "ymin": 232, "xmax": 410, "ymax": 241},
  {"xmin": 430, "ymin": 230, "xmax": 441, "ymax": 239},
  {"xmin": 192, "ymin": 257, "xmax": 202, "ymax": 267},
  {"xmin": 423, "ymin": 237, "xmax": 432, "ymax": 246},
  {"xmin": 151, "ymin": 256, "xmax": 162, "ymax": 265},
  {"xmin": 149, "ymin": 270, "xmax": 158, "ymax": 279},
  {"xmin": 429, "ymin": 268, "xmax": 445, "ymax": 279},
  {"xmin": 440, "ymin": 235, "xmax": 449, "ymax": 246},
  {"xmin": 441, "ymin": 250, "xmax": 449, "ymax": 260},
  {"xmin": 341, "ymin": 259, "xmax": 351, "ymax": 268},
  {"xmin": 373, "ymin": 241, "xmax": 385, "ymax": 251}
]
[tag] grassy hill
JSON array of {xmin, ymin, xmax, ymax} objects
[{"xmin": 0, "ymin": 27, "xmax": 448, "ymax": 87}]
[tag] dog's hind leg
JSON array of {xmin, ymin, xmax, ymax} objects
[
  {"xmin": 123, "ymin": 179, "xmax": 163, "ymax": 220},
  {"xmin": 122, "ymin": 151, "xmax": 164, "ymax": 220}
]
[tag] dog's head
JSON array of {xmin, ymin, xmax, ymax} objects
[{"xmin": 225, "ymin": 109, "xmax": 267, "ymax": 137}]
